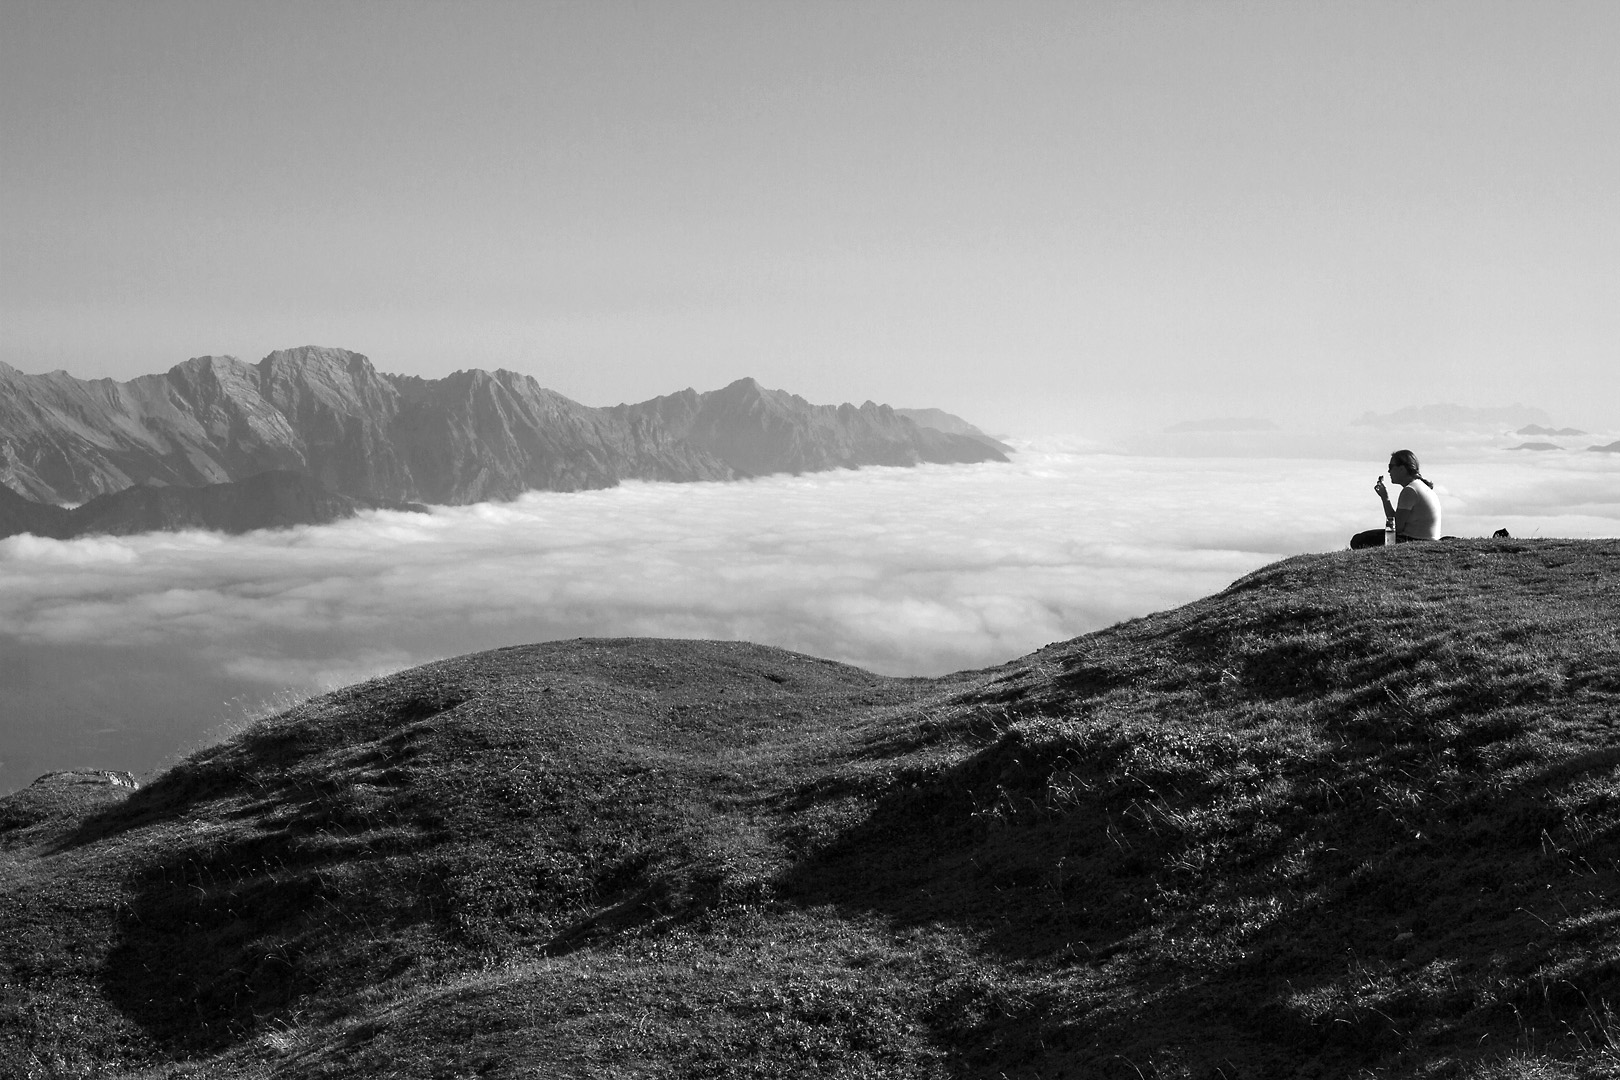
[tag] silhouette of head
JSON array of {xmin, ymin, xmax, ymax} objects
[{"xmin": 1388, "ymin": 449, "xmax": 1433, "ymax": 488}]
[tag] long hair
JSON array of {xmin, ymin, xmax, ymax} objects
[{"xmin": 1390, "ymin": 449, "xmax": 1434, "ymax": 488}]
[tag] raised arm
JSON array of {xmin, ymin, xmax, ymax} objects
[{"xmin": 1373, "ymin": 476, "xmax": 1396, "ymax": 522}]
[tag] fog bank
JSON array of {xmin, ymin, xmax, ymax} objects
[{"xmin": 3, "ymin": 446, "xmax": 1615, "ymax": 794}]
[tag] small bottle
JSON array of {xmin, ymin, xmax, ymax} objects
[{"xmin": 1384, "ymin": 517, "xmax": 1397, "ymax": 546}]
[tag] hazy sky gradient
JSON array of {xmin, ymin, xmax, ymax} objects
[{"xmin": 4, "ymin": 1, "xmax": 1616, "ymax": 434}]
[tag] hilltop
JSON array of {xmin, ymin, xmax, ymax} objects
[
  {"xmin": 3, "ymin": 540, "xmax": 1617, "ymax": 1079},
  {"xmin": 0, "ymin": 350, "xmax": 1004, "ymax": 510}
]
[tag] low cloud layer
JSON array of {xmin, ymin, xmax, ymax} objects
[{"xmin": 3, "ymin": 446, "xmax": 1615, "ymax": 793}]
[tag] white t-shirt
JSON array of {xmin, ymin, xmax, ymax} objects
[{"xmin": 1399, "ymin": 481, "xmax": 1442, "ymax": 539}]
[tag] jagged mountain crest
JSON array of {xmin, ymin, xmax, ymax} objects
[{"xmin": 0, "ymin": 348, "xmax": 1006, "ymax": 509}]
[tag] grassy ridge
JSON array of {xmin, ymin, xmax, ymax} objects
[{"xmin": 2, "ymin": 539, "xmax": 1617, "ymax": 1079}]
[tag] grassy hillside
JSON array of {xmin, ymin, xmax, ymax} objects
[{"xmin": 3, "ymin": 539, "xmax": 1617, "ymax": 1079}]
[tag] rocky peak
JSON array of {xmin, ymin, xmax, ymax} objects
[
  {"xmin": 2, "ymin": 349, "xmax": 1007, "ymax": 508},
  {"xmin": 166, "ymin": 354, "xmax": 263, "ymax": 411},
  {"xmin": 256, "ymin": 347, "xmax": 399, "ymax": 418},
  {"xmin": 695, "ymin": 377, "xmax": 811, "ymax": 423}
]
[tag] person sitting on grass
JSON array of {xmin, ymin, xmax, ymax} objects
[{"xmin": 1350, "ymin": 449, "xmax": 1441, "ymax": 549}]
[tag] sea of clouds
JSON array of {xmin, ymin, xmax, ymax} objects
[{"xmin": 3, "ymin": 442, "xmax": 1617, "ymax": 795}]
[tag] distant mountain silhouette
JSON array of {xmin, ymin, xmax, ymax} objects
[
  {"xmin": 0, "ymin": 348, "xmax": 1007, "ymax": 508},
  {"xmin": 1352, "ymin": 403, "xmax": 1552, "ymax": 430},
  {"xmin": 0, "ymin": 471, "xmax": 423, "ymax": 540},
  {"xmin": 891, "ymin": 407, "xmax": 1013, "ymax": 453},
  {"xmin": 1590, "ymin": 440, "xmax": 1620, "ymax": 454},
  {"xmin": 1515, "ymin": 424, "xmax": 1586, "ymax": 437},
  {"xmin": 1508, "ymin": 442, "xmax": 1561, "ymax": 452}
]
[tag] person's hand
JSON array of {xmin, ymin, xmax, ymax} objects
[{"xmin": 1373, "ymin": 476, "xmax": 1387, "ymax": 499}]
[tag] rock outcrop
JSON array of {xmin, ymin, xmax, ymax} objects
[{"xmin": 0, "ymin": 349, "xmax": 1007, "ymax": 507}]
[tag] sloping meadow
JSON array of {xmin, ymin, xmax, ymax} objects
[{"xmin": 2, "ymin": 539, "xmax": 1616, "ymax": 1079}]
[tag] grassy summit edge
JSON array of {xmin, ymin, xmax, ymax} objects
[{"xmin": 2, "ymin": 538, "xmax": 1617, "ymax": 1079}]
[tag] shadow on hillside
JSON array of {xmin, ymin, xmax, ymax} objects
[
  {"xmin": 776, "ymin": 724, "xmax": 1620, "ymax": 1074},
  {"xmin": 52, "ymin": 691, "xmax": 464, "ymax": 853},
  {"xmin": 55, "ymin": 697, "xmax": 461, "ymax": 1055},
  {"xmin": 102, "ymin": 828, "xmax": 438, "ymax": 1053}
]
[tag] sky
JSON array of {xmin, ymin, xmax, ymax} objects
[
  {"xmin": 4, "ymin": 442, "xmax": 1617, "ymax": 795},
  {"xmin": 3, "ymin": 1, "xmax": 1617, "ymax": 436}
]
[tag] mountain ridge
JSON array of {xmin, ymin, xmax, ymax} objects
[
  {"xmin": 0, "ymin": 348, "xmax": 1006, "ymax": 508},
  {"xmin": 1351, "ymin": 403, "xmax": 1555, "ymax": 431},
  {"xmin": 0, "ymin": 470, "xmax": 425, "ymax": 540}
]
